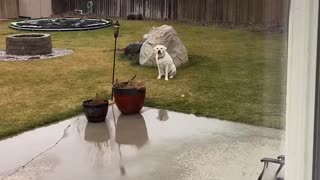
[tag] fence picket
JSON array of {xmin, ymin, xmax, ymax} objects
[{"xmin": 49, "ymin": 0, "xmax": 289, "ymax": 31}]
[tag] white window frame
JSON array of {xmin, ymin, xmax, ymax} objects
[{"xmin": 286, "ymin": 0, "xmax": 319, "ymax": 179}]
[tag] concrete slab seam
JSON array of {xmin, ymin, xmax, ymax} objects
[{"xmin": 3, "ymin": 116, "xmax": 81, "ymax": 179}]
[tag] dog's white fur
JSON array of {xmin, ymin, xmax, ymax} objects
[{"xmin": 154, "ymin": 45, "xmax": 177, "ymax": 81}]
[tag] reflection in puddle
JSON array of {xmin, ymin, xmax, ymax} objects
[
  {"xmin": 84, "ymin": 122, "xmax": 110, "ymax": 144},
  {"xmin": 115, "ymin": 114, "xmax": 149, "ymax": 176},
  {"xmin": 157, "ymin": 109, "xmax": 169, "ymax": 121},
  {"xmin": 0, "ymin": 107, "xmax": 283, "ymax": 180},
  {"xmin": 81, "ymin": 112, "xmax": 150, "ymax": 175},
  {"xmin": 84, "ymin": 122, "xmax": 111, "ymax": 169},
  {"xmin": 115, "ymin": 114, "xmax": 149, "ymax": 148}
]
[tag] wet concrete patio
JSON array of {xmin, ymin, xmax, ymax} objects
[{"xmin": 0, "ymin": 106, "xmax": 284, "ymax": 180}]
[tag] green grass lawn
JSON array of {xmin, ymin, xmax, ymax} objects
[{"xmin": 0, "ymin": 20, "xmax": 287, "ymax": 139}]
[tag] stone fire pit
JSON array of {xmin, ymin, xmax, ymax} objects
[{"xmin": 6, "ymin": 33, "xmax": 52, "ymax": 55}]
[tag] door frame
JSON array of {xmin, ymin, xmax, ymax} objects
[
  {"xmin": 313, "ymin": 1, "xmax": 320, "ymax": 179},
  {"xmin": 286, "ymin": 0, "xmax": 319, "ymax": 179}
]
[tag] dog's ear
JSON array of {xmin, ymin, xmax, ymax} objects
[{"xmin": 163, "ymin": 46, "xmax": 167, "ymax": 51}]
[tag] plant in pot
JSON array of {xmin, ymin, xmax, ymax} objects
[
  {"xmin": 83, "ymin": 93, "xmax": 109, "ymax": 123},
  {"xmin": 113, "ymin": 75, "xmax": 146, "ymax": 115}
]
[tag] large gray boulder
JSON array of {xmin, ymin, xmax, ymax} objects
[{"xmin": 139, "ymin": 25, "xmax": 188, "ymax": 67}]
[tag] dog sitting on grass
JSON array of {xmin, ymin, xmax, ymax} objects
[{"xmin": 154, "ymin": 45, "xmax": 177, "ymax": 81}]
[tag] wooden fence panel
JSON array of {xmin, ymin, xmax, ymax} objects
[
  {"xmin": 52, "ymin": 0, "xmax": 289, "ymax": 31},
  {"xmin": 0, "ymin": 0, "xmax": 19, "ymax": 19}
]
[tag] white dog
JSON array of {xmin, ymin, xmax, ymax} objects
[{"xmin": 154, "ymin": 45, "xmax": 177, "ymax": 81}]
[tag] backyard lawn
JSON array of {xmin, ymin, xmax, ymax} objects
[{"xmin": 0, "ymin": 20, "xmax": 287, "ymax": 139}]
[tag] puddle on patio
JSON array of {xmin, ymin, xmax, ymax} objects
[{"xmin": 0, "ymin": 106, "xmax": 284, "ymax": 180}]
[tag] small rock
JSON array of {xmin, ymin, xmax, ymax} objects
[
  {"xmin": 127, "ymin": 13, "xmax": 143, "ymax": 20},
  {"xmin": 124, "ymin": 42, "xmax": 143, "ymax": 58}
]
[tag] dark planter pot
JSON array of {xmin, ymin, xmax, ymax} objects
[
  {"xmin": 113, "ymin": 87, "xmax": 146, "ymax": 115},
  {"xmin": 82, "ymin": 100, "xmax": 109, "ymax": 123}
]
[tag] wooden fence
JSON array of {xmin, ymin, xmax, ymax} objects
[
  {"xmin": 52, "ymin": 0, "xmax": 290, "ymax": 31},
  {"xmin": 0, "ymin": 0, "xmax": 19, "ymax": 19}
]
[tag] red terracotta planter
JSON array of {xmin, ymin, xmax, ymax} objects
[{"xmin": 113, "ymin": 87, "xmax": 146, "ymax": 114}]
